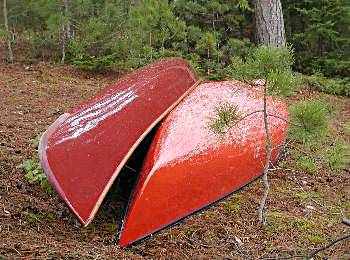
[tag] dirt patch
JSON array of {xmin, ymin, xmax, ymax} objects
[{"xmin": 0, "ymin": 62, "xmax": 349, "ymax": 259}]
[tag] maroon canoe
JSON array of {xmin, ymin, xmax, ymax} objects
[{"xmin": 39, "ymin": 58, "xmax": 200, "ymax": 225}]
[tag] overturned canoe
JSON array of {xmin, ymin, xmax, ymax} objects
[
  {"xmin": 39, "ymin": 58, "xmax": 199, "ymax": 225},
  {"xmin": 118, "ymin": 81, "xmax": 288, "ymax": 246}
]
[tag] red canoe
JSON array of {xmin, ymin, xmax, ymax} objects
[
  {"xmin": 118, "ymin": 81, "xmax": 288, "ymax": 246},
  {"xmin": 39, "ymin": 58, "xmax": 199, "ymax": 225}
]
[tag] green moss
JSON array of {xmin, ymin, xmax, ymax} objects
[
  {"xmin": 37, "ymin": 90, "xmax": 48, "ymax": 97},
  {"xmin": 86, "ymin": 224, "xmax": 96, "ymax": 233},
  {"xmin": 289, "ymin": 149, "xmax": 302, "ymax": 160},
  {"xmin": 263, "ymin": 211, "xmax": 317, "ymax": 235},
  {"xmin": 24, "ymin": 213, "xmax": 41, "ymax": 224},
  {"xmin": 266, "ymin": 211, "xmax": 285, "ymax": 218},
  {"xmin": 296, "ymin": 191, "xmax": 324, "ymax": 200},
  {"xmin": 298, "ymin": 156, "xmax": 317, "ymax": 174},
  {"xmin": 230, "ymin": 194, "xmax": 243, "ymax": 201},
  {"xmin": 344, "ymin": 122, "xmax": 350, "ymax": 136},
  {"xmin": 261, "ymin": 225, "xmax": 274, "ymax": 233},
  {"xmin": 223, "ymin": 203, "xmax": 240, "ymax": 213},
  {"xmin": 185, "ymin": 227, "xmax": 199, "ymax": 237},
  {"xmin": 294, "ymin": 218, "xmax": 315, "ymax": 230},
  {"xmin": 24, "ymin": 212, "xmax": 56, "ymax": 224},
  {"xmin": 304, "ymin": 234, "xmax": 323, "ymax": 244},
  {"xmin": 43, "ymin": 212, "xmax": 56, "ymax": 222},
  {"xmin": 264, "ymin": 242, "xmax": 275, "ymax": 251}
]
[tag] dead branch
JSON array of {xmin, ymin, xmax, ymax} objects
[
  {"xmin": 308, "ymin": 233, "xmax": 350, "ymax": 259},
  {"xmin": 267, "ymin": 113, "xmax": 289, "ymax": 123},
  {"xmin": 342, "ymin": 217, "xmax": 350, "ymax": 227},
  {"xmin": 260, "ymin": 255, "xmax": 305, "ymax": 260},
  {"xmin": 258, "ymin": 84, "xmax": 273, "ymax": 224},
  {"xmin": 0, "ymin": 77, "xmax": 21, "ymax": 84}
]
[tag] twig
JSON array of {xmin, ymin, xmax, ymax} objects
[
  {"xmin": 260, "ymin": 255, "xmax": 305, "ymax": 260},
  {"xmin": 342, "ymin": 217, "xmax": 350, "ymax": 227},
  {"xmin": 258, "ymin": 84, "xmax": 272, "ymax": 224},
  {"xmin": 267, "ymin": 113, "xmax": 289, "ymax": 123},
  {"xmin": 0, "ymin": 77, "xmax": 21, "ymax": 84},
  {"xmin": 185, "ymin": 236, "xmax": 221, "ymax": 249},
  {"xmin": 231, "ymin": 248, "xmax": 255, "ymax": 260},
  {"xmin": 124, "ymin": 165, "xmax": 137, "ymax": 173},
  {"xmin": 308, "ymin": 233, "xmax": 350, "ymax": 258}
]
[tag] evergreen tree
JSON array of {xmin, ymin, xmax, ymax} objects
[
  {"xmin": 283, "ymin": 0, "xmax": 350, "ymax": 77},
  {"xmin": 125, "ymin": 0, "xmax": 186, "ymax": 67}
]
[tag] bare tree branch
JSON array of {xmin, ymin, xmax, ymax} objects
[
  {"xmin": 258, "ymin": 84, "xmax": 273, "ymax": 224},
  {"xmin": 308, "ymin": 233, "xmax": 350, "ymax": 259},
  {"xmin": 342, "ymin": 217, "xmax": 350, "ymax": 227}
]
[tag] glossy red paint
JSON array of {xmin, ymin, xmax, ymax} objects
[
  {"xmin": 118, "ymin": 81, "xmax": 288, "ymax": 247},
  {"xmin": 39, "ymin": 58, "xmax": 199, "ymax": 225}
]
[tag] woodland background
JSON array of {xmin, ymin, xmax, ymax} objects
[{"xmin": 1, "ymin": 0, "xmax": 349, "ymax": 88}]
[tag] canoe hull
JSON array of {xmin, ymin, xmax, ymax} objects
[
  {"xmin": 39, "ymin": 58, "xmax": 199, "ymax": 225},
  {"xmin": 118, "ymin": 81, "xmax": 288, "ymax": 246}
]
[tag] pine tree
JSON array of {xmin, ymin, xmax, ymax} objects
[
  {"xmin": 125, "ymin": 0, "xmax": 186, "ymax": 67},
  {"xmin": 283, "ymin": 0, "xmax": 350, "ymax": 77}
]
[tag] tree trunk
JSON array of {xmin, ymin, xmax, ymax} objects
[
  {"xmin": 63, "ymin": 0, "xmax": 71, "ymax": 38},
  {"xmin": 61, "ymin": 24, "xmax": 66, "ymax": 64},
  {"xmin": 61, "ymin": 0, "xmax": 70, "ymax": 64},
  {"xmin": 254, "ymin": 0, "xmax": 286, "ymax": 47},
  {"xmin": 3, "ymin": 0, "xmax": 14, "ymax": 63}
]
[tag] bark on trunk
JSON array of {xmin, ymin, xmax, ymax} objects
[
  {"xmin": 61, "ymin": 0, "xmax": 70, "ymax": 64},
  {"xmin": 254, "ymin": 0, "xmax": 286, "ymax": 47},
  {"xmin": 3, "ymin": 0, "xmax": 14, "ymax": 63},
  {"xmin": 63, "ymin": 0, "xmax": 71, "ymax": 38},
  {"xmin": 61, "ymin": 24, "xmax": 66, "ymax": 64}
]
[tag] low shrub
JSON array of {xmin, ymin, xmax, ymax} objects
[
  {"xmin": 288, "ymin": 100, "xmax": 329, "ymax": 144},
  {"xmin": 303, "ymin": 73, "xmax": 350, "ymax": 96},
  {"xmin": 326, "ymin": 142, "xmax": 350, "ymax": 172},
  {"xmin": 17, "ymin": 159, "xmax": 54, "ymax": 195}
]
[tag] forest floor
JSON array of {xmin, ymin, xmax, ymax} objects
[{"xmin": 0, "ymin": 62, "xmax": 349, "ymax": 259}]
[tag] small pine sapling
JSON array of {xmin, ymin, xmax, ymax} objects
[
  {"xmin": 288, "ymin": 100, "xmax": 329, "ymax": 145},
  {"xmin": 226, "ymin": 45, "xmax": 296, "ymax": 224},
  {"xmin": 208, "ymin": 103, "xmax": 240, "ymax": 135}
]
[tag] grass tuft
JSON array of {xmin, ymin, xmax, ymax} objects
[
  {"xmin": 298, "ymin": 156, "xmax": 317, "ymax": 174},
  {"xmin": 326, "ymin": 141, "xmax": 350, "ymax": 172}
]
